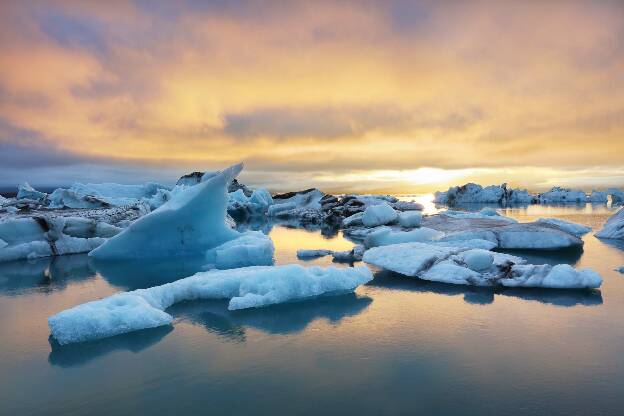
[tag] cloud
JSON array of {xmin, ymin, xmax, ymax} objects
[{"xmin": 0, "ymin": 0, "xmax": 623, "ymax": 191}]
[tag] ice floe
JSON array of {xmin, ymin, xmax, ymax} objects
[
  {"xmin": 535, "ymin": 218, "xmax": 591, "ymax": 237},
  {"xmin": 48, "ymin": 264, "xmax": 373, "ymax": 344},
  {"xmin": 421, "ymin": 214, "xmax": 583, "ymax": 250},
  {"xmin": 363, "ymin": 242, "xmax": 601, "ymax": 289},
  {"xmin": 595, "ymin": 208, "xmax": 624, "ymax": 240}
]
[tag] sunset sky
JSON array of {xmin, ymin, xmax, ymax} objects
[{"xmin": 1, "ymin": 0, "xmax": 623, "ymax": 193}]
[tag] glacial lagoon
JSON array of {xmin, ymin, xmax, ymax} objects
[{"xmin": 1, "ymin": 199, "xmax": 623, "ymax": 415}]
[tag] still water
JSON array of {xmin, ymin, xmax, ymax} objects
[{"xmin": 1, "ymin": 198, "xmax": 623, "ymax": 415}]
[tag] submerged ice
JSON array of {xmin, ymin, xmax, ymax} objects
[{"xmin": 48, "ymin": 264, "xmax": 373, "ymax": 344}]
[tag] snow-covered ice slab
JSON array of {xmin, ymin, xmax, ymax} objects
[
  {"xmin": 48, "ymin": 264, "xmax": 373, "ymax": 344},
  {"xmin": 49, "ymin": 182, "xmax": 171, "ymax": 209},
  {"xmin": 422, "ymin": 215, "xmax": 583, "ymax": 250},
  {"xmin": 363, "ymin": 242, "xmax": 601, "ymax": 289},
  {"xmin": 595, "ymin": 208, "xmax": 624, "ymax": 240},
  {"xmin": 90, "ymin": 163, "xmax": 272, "ymax": 262},
  {"xmin": 536, "ymin": 218, "xmax": 591, "ymax": 237}
]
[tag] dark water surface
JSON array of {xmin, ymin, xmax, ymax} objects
[{"xmin": 1, "ymin": 201, "xmax": 623, "ymax": 415}]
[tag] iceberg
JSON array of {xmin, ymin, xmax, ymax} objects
[
  {"xmin": 269, "ymin": 188, "xmax": 325, "ymax": 224},
  {"xmin": 363, "ymin": 242, "xmax": 601, "ymax": 289},
  {"xmin": 589, "ymin": 190, "xmax": 608, "ymax": 203},
  {"xmin": 362, "ymin": 202, "xmax": 398, "ymax": 227},
  {"xmin": 227, "ymin": 188, "xmax": 273, "ymax": 220},
  {"xmin": 0, "ymin": 216, "xmax": 110, "ymax": 262},
  {"xmin": 434, "ymin": 183, "xmax": 533, "ymax": 206},
  {"xmin": 535, "ymin": 218, "xmax": 591, "ymax": 237},
  {"xmin": 48, "ymin": 264, "xmax": 373, "ymax": 344},
  {"xmin": 537, "ymin": 187, "xmax": 587, "ymax": 203},
  {"xmin": 595, "ymin": 208, "xmax": 624, "ymax": 240},
  {"xmin": 609, "ymin": 189, "xmax": 624, "ymax": 205},
  {"xmin": 90, "ymin": 163, "xmax": 274, "ymax": 262},
  {"xmin": 48, "ymin": 182, "xmax": 171, "ymax": 210},
  {"xmin": 16, "ymin": 182, "xmax": 47, "ymax": 202}
]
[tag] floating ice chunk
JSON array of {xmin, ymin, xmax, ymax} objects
[
  {"xmin": 17, "ymin": 183, "xmax": 47, "ymax": 201},
  {"xmin": 362, "ymin": 203, "xmax": 397, "ymax": 227},
  {"xmin": 0, "ymin": 216, "xmax": 109, "ymax": 262},
  {"xmin": 342, "ymin": 212, "xmax": 364, "ymax": 227},
  {"xmin": 494, "ymin": 223, "xmax": 583, "ymax": 249},
  {"xmin": 463, "ymin": 249, "xmax": 494, "ymax": 271},
  {"xmin": 538, "ymin": 187, "xmax": 587, "ymax": 203},
  {"xmin": 536, "ymin": 218, "xmax": 591, "ymax": 237},
  {"xmin": 434, "ymin": 183, "xmax": 533, "ymax": 205},
  {"xmin": 47, "ymin": 182, "xmax": 171, "ymax": 209},
  {"xmin": 617, "ymin": 266, "xmax": 624, "ymax": 274},
  {"xmin": 500, "ymin": 264, "xmax": 602, "ymax": 289},
  {"xmin": 332, "ymin": 245, "xmax": 365, "ymax": 263},
  {"xmin": 595, "ymin": 208, "xmax": 624, "ymax": 240},
  {"xmin": 589, "ymin": 191, "xmax": 608, "ymax": 203},
  {"xmin": 609, "ymin": 189, "xmax": 624, "ymax": 205},
  {"xmin": 398, "ymin": 211, "xmax": 422, "ymax": 228},
  {"xmin": 48, "ymin": 264, "xmax": 373, "ymax": 344},
  {"xmin": 206, "ymin": 231, "xmax": 274, "ymax": 269},
  {"xmin": 90, "ymin": 164, "xmax": 246, "ymax": 259},
  {"xmin": 267, "ymin": 189, "xmax": 326, "ymax": 224},
  {"xmin": 442, "ymin": 209, "xmax": 517, "ymax": 223},
  {"xmin": 227, "ymin": 187, "xmax": 273, "ymax": 219},
  {"xmin": 363, "ymin": 242, "xmax": 600, "ymax": 289},
  {"xmin": 365, "ymin": 227, "xmax": 442, "ymax": 248},
  {"xmin": 363, "ymin": 242, "xmax": 462, "ymax": 276},
  {"xmin": 297, "ymin": 249, "xmax": 333, "ymax": 259}
]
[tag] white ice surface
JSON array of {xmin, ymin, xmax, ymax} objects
[
  {"xmin": 398, "ymin": 211, "xmax": 422, "ymax": 228},
  {"xmin": 362, "ymin": 202, "xmax": 398, "ymax": 227},
  {"xmin": 49, "ymin": 264, "xmax": 373, "ymax": 344},
  {"xmin": 363, "ymin": 242, "xmax": 601, "ymax": 289},
  {"xmin": 536, "ymin": 218, "xmax": 591, "ymax": 237},
  {"xmin": 365, "ymin": 227, "xmax": 442, "ymax": 248}
]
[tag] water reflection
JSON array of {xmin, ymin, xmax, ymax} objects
[
  {"xmin": 0, "ymin": 254, "xmax": 96, "ymax": 295},
  {"xmin": 48, "ymin": 326, "xmax": 173, "ymax": 368},
  {"xmin": 497, "ymin": 246, "xmax": 584, "ymax": 266},
  {"xmin": 170, "ymin": 293, "xmax": 372, "ymax": 337},
  {"xmin": 91, "ymin": 256, "xmax": 208, "ymax": 290},
  {"xmin": 368, "ymin": 269, "xmax": 602, "ymax": 307},
  {"xmin": 597, "ymin": 237, "xmax": 624, "ymax": 252}
]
